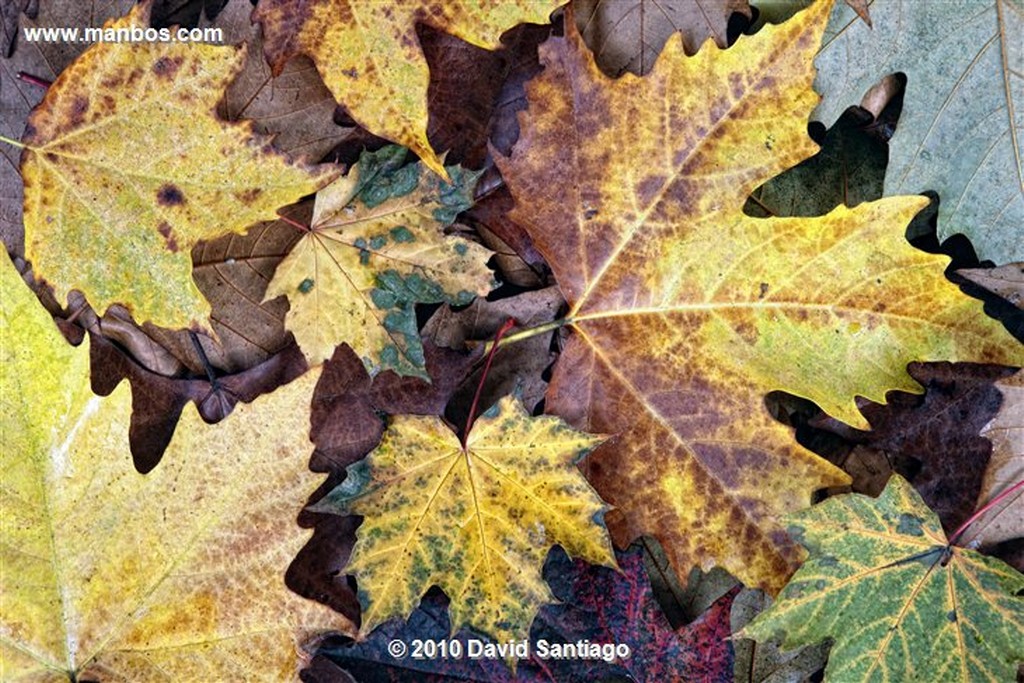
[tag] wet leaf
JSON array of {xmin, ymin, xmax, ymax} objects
[
  {"xmin": 497, "ymin": 0, "xmax": 1023, "ymax": 592},
  {"xmin": 742, "ymin": 476, "xmax": 1024, "ymax": 682}
]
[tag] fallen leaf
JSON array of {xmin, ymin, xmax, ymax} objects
[
  {"xmin": 312, "ymin": 395, "xmax": 617, "ymax": 644},
  {"xmin": 574, "ymin": 0, "xmax": 752, "ymax": 76},
  {"xmin": 813, "ymin": 0, "xmax": 1024, "ymax": 263},
  {"xmin": 741, "ymin": 475, "xmax": 1024, "ymax": 682},
  {"xmin": 204, "ymin": 0, "xmax": 356, "ymax": 162},
  {"xmin": 496, "ymin": 0, "xmax": 1024, "ymax": 592},
  {"xmin": 959, "ymin": 264, "xmax": 1024, "ymax": 310},
  {"xmin": 1, "ymin": 0, "xmax": 33, "ymax": 57},
  {"xmin": 20, "ymin": 2, "xmax": 337, "ymax": 331},
  {"xmin": 963, "ymin": 371, "xmax": 1024, "ymax": 549},
  {"xmin": 264, "ymin": 145, "xmax": 495, "ymax": 376},
  {"xmin": 809, "ymin": 362, "xmax": 1017, "ymax": 533},
  {"xmin": 253, "ymin": 0, "xmax": 561, "ymax": 177},
  {"xmin": 0, "ymin": 255, "xmax": 349, "ymax": 681},
  {"xmin": 730, "ymin": 587, "xmax": 829, "ymax": 682}
]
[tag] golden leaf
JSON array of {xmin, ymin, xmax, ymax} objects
[
  {"xmin": 495, "ymin": 0, "xmax": 1024, "ymax": 591},
  {"xmin": 313, "ymin": 395, "xmax": 616, "ymax": 643},
  {"xmin": 0, "ymin": 257, "xmax": 348, "ymax": 681},
  {"xmin": 19, "ymin": 2, "xmax": 337, "ymax": 331}
]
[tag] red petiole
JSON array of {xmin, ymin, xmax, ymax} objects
[
  {"xmin": 461, "ymin": 317, "xmax": 516, "ymax": 450},
  {"xmin": 948, "ymin": 477, "xmax": 1024, "ymax": 546},
  {"xmin": 17, "ymin": 71, "xmax": 52, "ymax": 88}
]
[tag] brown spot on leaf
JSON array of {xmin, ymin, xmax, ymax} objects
[
  {"xmin": 636, "ymin": 175, "xmax": 666, "ymax": 206},
  {"xmin": 152, "ymin": 56, "xmax": 184, "ymax": 79},
  {"xmin": 157, "ymin": 221, "xmax": 179, "ymax": 252},
  {"xmin": 68, "ymin": 95, "xmax": 89, "ymax": 127},
  {"xmin": 156, "ymin": 184, "xmax": 186, "ymax": 206},
  {"xmin": 234, "ymin": 188, "xmax": 263, "ymax": 204}
]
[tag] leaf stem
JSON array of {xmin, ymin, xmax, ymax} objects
[
  {"xmin": 948, "ymin": 477, "xmax": 1024, "ymax": 546},
  {"xmin": 276, "ymin": 211, "xmax": 310, "ymax": 233},
  {"xmin": 17, "ymin": 71, "xmax": 52, "ymax": 88},
  {"xmin": 482, "ymin": 317, "xmax": 571, "ymax": 353},
  {"xmin": 0, "ymin": 134, "xmax": 25, "ymax": 149},
  {"xmin": 461, "ymin": 317, "xmax": 516, "ymax": 449},
  {"xmin": 188, "ymin": 330, "xmax": 220, "ymax": 388}
]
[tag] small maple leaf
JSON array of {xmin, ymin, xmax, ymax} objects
[
  {"xmin": 252, "ymin": 0, "xmax": 562, "ymax": 177},
  {"xmin": 18, "ymin": 2, "xmax": 338, "ymax": 332},
  {"xmin": 312, "ymin": 395, "xmax": 617, "ymax": 644},
  {"xmin": 0, "ymin": 257, "xmax": 347, "ymax": 681},
  {"xmin": 264, "ymin": 145, "xmax": 495, "ymax": 376},
  {"xmin": 741, "ymin": 475, "xmax": 1024, "ymax": 682},
  {"xmin": 496, "ymin": 0, "xmax": 1024, "ymax": 592}
]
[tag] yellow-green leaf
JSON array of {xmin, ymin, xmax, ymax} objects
[
  {"xmin": 741, "ymin": 476, "xmax": 1024, "ymax": 682},
  {"xmin": 0, "ymin": 257, "xmax": 348, "ymax": 681},
  {"xmin": 496, "ymin": 0, "xmax": 1024, "ymax": 591},
  {"xmin": 264, "ymin": 146, "xmax": 495, "ymax": 376},
  {"xmin": 312, "ymin": 395, "xmax": 617, "ymax": 643},
  {"xmin": 19, "ymin": 2, "xmax": 337, "ymax": 331},
  {"xmin": 252, "ymin": 0, "xmax": 562, "ymax": 177}
]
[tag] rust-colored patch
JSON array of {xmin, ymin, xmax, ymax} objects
[
  {"xmin": 152, "ymin": 56, "xmax": 184, "ymax": 79},
  {"xmin": 156, "ymin": 184, "xmax": 186, "ymax": 207},
  {"xmin": 157, "ymin": 221, "xmax": 180, "ymax": 252},
  {"xmin": 67, "ymin": 96, "xmax": 90, "ymax": 128},
  {"xmin": 234, "ymin": 188, "xmax": 263, "ymax": 204}
]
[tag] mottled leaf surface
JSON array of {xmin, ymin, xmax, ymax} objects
[
  {"xmin": 497, "ymin": 0, "xmax": 1023, "ymax": 592},
  {"xmin": 253, "ymin": 0, "xmax": 561, "ymax": 176},
  {"xmin": 20, "ymin": 3, "xmax": 337, "ymax": 330},
  {"xmin": 574, "ymin": 0, "xmax": 751, "ymax": 75},
  {"xmin": 742, "ymin": 476, "xmax": 1024, "ymax": 682},
  {"xmin": 814, "ymin": 0, "xmax": 1024, "ymax": 262},
  {"xmin": 312, "ymin": 395, "xmax": 616, "ymax": 643},
  {"xmin": 0, "ymin": 257, "xmax": 348, "ymax": 681},
  {"xmin": 265, "ymin": 146, "xmax": 495, "ymax": 375}
]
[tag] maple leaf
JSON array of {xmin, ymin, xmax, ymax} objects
[
  {"xmin": 252, "ymin": 0, "xmax": 561, "ymax": 177},
  {"xmin": 15, "ymin": 2, "xmax": 337, "ymax": 332},
  {"xmin": 0, "ymin": 256, "xmax": 348, "ymax": 680},
  {"xmin": 813, "ymin": 0, "xmax": 1024, "ymax": 263},
  {"xmin": 311, "ymin": 395, "xmax": 617, "ymax": 644},
  {"xmin": 264, "ymin": 145, "xmax": 495, "ymax": 376},
  {"xmin": 495, "ymin": 0, "xmax": 1024, "ymax": 592},
  {"xmin": 741, "ymin": 475, "xmax": 1024, "ymax": 682}
]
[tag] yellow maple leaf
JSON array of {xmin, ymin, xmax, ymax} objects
[
  {"xmin": 0, "ymin": 258, "xmax": 349, "ymax": 681},
  {"xmin": 312, "ymin": 395, "xmax": 616, "ymax": 643},
  {"xmin": 16, "ymin": 2, "xmax": 337, "ymax": 332},
  {"xmin": 264, "ymin": 146, "xmax": 495, "ymax": 375},
  {"xmin": 252, "ymin": 0, "xmax": 562, "ymax": 177},
  {"xmin": 495, "ymin": 0, "xmax": 1024, "ymax": 591}
]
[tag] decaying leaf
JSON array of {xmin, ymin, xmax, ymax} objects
[
  {"xmin": 264, "ymin": 145, "xmax": 495, "ymax": 376},
  {"xmin": 253, "ymin": 0, "xmax": 561, "ymax": 177},
  {"xmin": 20, "ymin": 2, "xmax": 337, "ymax": 331},
  {"xmin": 741, "ymin": 476, "xmax": 1024, "ymax": 682},
  {"xmin": 813, "ymin": 0, "xmax": 1024, "ymax": 263},
  {"xmin": 574, "ymin": 0, "xmax": 752, "ymax": 76},
  {"xmin": 496, "ymin": 0, "xmax": 1024, "ymax": 592},
  {"xmin": 959, "ymin": 263, "xmax": 1024, "ymax": 310},
  {"xmin": 312, "ymin": 395, "xmax": 616, "ymax": 644},
  {"xmin": 204, "ymin": 0, "xmax": 356, "ymax": 161},
  {"xmin": 964, "ymin": 371, "xmax": 1024, "ymax": 549},
  {"xmin": 730, "ymin": 587, "xmax": 830, "ymax": 683},
  {"xmin": 0, "ymin": 256, "xmax": 348, "ymax": 681}
]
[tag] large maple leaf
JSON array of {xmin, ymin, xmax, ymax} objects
[
  {"xmin": 16, "ymin": 2, "xmax": 337, "ymax": 332},
  {"xmin": 312, "ymin": 395, "xmax": 617, "ymax": 644},
  {"xmin": 0, "ymin": 257, "xmax": 349, "ymax": 680},
  {"xmin": 253, "ymin": 0, "xmax": 561, "ymax": 178},
  {"xmin": 495, "ymin": 0, "xmax": 1024, "ymax": 592},
  {"xmin": 741, "ymin": 476, "xmax": 1024, "ymax": 682}
]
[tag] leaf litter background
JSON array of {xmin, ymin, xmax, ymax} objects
[{"xmin": 1, "ymin": 0, "xmax": 1023, "ymax": 681}]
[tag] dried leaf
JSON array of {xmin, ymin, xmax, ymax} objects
[
  {"xmin": 742, "ymin": 476, "xmax": 1024, "ymax": 683},
  {"xmin": 264, "ymin": 145, "xmax": 495, "ymax": 375},
  {"xmin": 20, "ymin": 2, "xmax": 337, "ymax": 330},
  {"xmin": 497, "ymin": 0, "xmax": 1023, "ymax": 592},
  {"xmin": 312, "ymin": 395, "xmax": 616, "ymax": 643},
  {"xmin": 0, "ymin": 255, "xmax": 348, "ymax": 680},
  {"xmin": 813, "ymin": 0, "xmax": 1024, "ymax": 262},
  {"xmin": 253, "ymin": 0, "xmax": 561, "ymax": 176},
  {"xmin": 574, "ymin": 0, "xmax": 752, "ymax": 75},
  {"xmin": 959, "ymin": 264, "xmax": 1024, "ymax": 309},
  {"xmin": 731, "ymin": 587, "xmax": 829, "ymax": 683}
]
